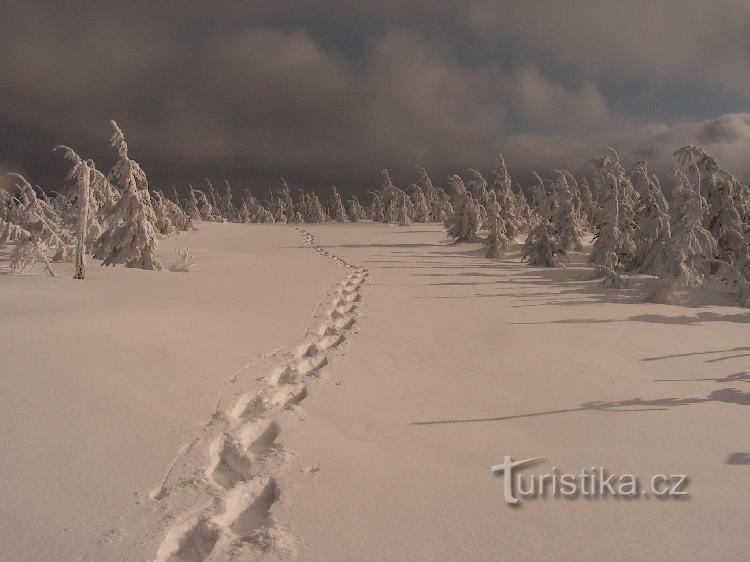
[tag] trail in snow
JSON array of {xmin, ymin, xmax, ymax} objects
[{"xmin": 153, "ymin": 226, "xmax": 368, "ymax": 562}]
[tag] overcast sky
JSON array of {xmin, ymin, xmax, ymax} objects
[{"xmin": 2, "ymin": 1, "xmax": 749, "ymax": 194}]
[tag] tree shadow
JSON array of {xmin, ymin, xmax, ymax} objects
[
  {"xmin": 643, "ymin": 346, "xmax": 750, "ymax": 362},
  {"xmin": 654, "ymin": 372, "xmax": 749, "ymax": 384},
  {"xmin": 725, "ymin": 452, "xmax": 750, "ymax": 465},
  {"xmin": 412, "ymin": 388, "xmax": 750, "ymax": 426},
  {"xmin": 512, "ymin": 311, "xmax": 750, "ymax": 326}
]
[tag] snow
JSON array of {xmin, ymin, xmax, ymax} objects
[
  {"xmin": 1, "ymin": 221, "xmax": 748, "ymax": 561},
  {"xmin": 0, "ymin": 222, "xmax": 341, "ymax": 561}
]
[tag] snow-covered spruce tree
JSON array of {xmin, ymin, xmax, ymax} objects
[
  {"xmin": 587, "ymin": 173, "xmax": 630, "ymax": 286},
  {"xmin": 238, "ymin": 199, "xmax": 252, "ymax": 223},
  {"xmin": 369, "ymin": 192, "xmax": 385, "ymax": 222},
  {"xmin": 9, "ymin": 232, "xmax": 55, "ymax": 276},
  {"xmin": 630, "ymin": 160, "xmax": 670, "ymax": 272},
  {"xmin": 151, "ymin": 191, "xmax": 176, "ymax": 236},
  {"xmin": 271, "ymin": 193, "xmax": 289, "ymax": 223},
  {"xmin": 160, "ymin": 192, "xmax": 193, "ymax": 231},
  {"xmin": 185, "ymin": 186, "xmax": 202, "ymax": 221},
  {"xmin": 550, "ymin": 170, "xmax": 585, "ymax": 252},
  {"xmin": 444, "ymin": 175, "xmax": 480, "ymax": 242},
  {"xmin": 202, "ymin": 180, "xmax": 224, "ymax": 221},
  {"xmin": 196, "ymin": 188, "xmax": 220, "ymax": 221},
  {"xmin": 415, "ymin": 166, "xmax": 436, "ymax": 219},
  {"xmin": 491, "ymin": 154, "xmax": 521, "ymax": 239},
  {"xmin": 514, "ymin": 184, "xmax": 533, "ymax": 229},
  {"xmin": 282, "ymin": 179, "xmax": 300, "ymax": 222},
  {"xmin": 589, "ymin": 147, "xmax": 637, "ymax": 265},
  {"xmin": 431, "ymin": 187, "xmax": 453, "ymax": 223},
  {"xmin": 108, "ymin": 121, "xmax": 149, "ymax": 193},
  {"xmin": 467, "ymin": 168, "xmax": 491, "ymax": 206},
  {"xmin": 94, "ymin": 181, "xmax": 162, "ymax": 269},
  {"xmin": 409, "ymin": 184, "xmax": 430, "ymax": 223},
  {"xmin": 203, "ymin": 179, "xmax": 225, "ymax": 221},
  {"xmin": 483, "ymin": 191, "xmax": 511, "ymax": 258},
  {"xmin": 674, "ymin": 145, "xmax": 748, "ymax": 266},
  {"xmin": 466, "ymin": 170, "xmax": 489, "ymax": 228},
  {"xmin": 379, "ymin": 169, "xmax": 403, "ymax": 223},
  {"xmin": 3, "ymin": 174, "xmax": 63, "ymax": 275},
  {"xmin": 218, "ymin": 180, "xmax": 236, "ymax": 222},
  {"xmin": 644, "ymin": 164, "xmax": 717, "ymax": 297},
  {"xmin": 578, "ymin": 177, "xmax": 597, "ymax": 229},
  {"xmin": 305, "ymin": 193, "xmax": 327, "ymax": 223},
  {"xmin": 6, "ymin": 173, "xmax": 69, "ymax": 260},
  {"xmin": 521, "ymin": 172, "xmax": 570, "ymax": 268},
  {"xmin": 528, "ymin": 172, "xmax": 551, "ymax": 225},
  {"xmin": 327, "ymin": 186, "xmax": 348, "ymax": 222},
  {"xmin": 93, "ymin": 122, "xmax": 162, "ymax": 270},
  {"xmin": 347, "ymin": 195, "xmax": 367, "ymax": 222},
  {"xmin": 521, "ymin": 221, "xmax": 566, "ymax": 267}
]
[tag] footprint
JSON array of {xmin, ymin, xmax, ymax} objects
[
  {"xmin": 330, "ymin": 303, "xmax": 356, "ymax": 318},
  {"xmin": 315, "ymin": 333, "xmax": 344, "ymax": 351},
  {"xmin": 322, "ymin": 316, "xmax": 356, "ymax": 335},
  {"xmin": 270, "ymin": 354, "xmax": 328, "ymax": 385},
  {"xmin": 207, "ymin": 435, "xmax": 254, "ymax": 489},
  {"xmin": 230, "ymin": 392, "xmax": 267, "ymax": 421},
  {"xmin": 215, "ymin": 478, "xmax": 280, "ymax": 546},
  {"xmin": 155, "ymin": 514, "xmax": 220, "ymax": 562},
  {"xmin": 236, "ymin": 418, "xmax": 281, "ymax": 452},
  {"xmin": 268, "ymin": 383, "xmax": 308, "ymax": 409}
]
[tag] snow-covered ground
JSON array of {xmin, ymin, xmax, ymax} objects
[{"xmin": 2, "ymin": 222, "xmax": 748, "ymax": 561}]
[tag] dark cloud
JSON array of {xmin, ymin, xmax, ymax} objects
[{"xmin": 1, "ymin": 1, "xmax": 748, "ymax": 194}]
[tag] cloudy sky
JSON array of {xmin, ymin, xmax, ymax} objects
[{"xmin": 2, "ymin": 1, "xmax": 749, "ymax": 194}]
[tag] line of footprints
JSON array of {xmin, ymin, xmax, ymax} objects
[{"xmin": 155, "ymin": 227, "xmax": 368, "ymax": 562}]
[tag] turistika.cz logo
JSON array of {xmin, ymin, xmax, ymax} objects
[{"xmin": 491, "ymin": 456, "xmax": 689, "ymax": 505}]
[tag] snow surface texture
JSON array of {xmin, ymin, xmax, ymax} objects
[
  {"xmin": 153, "ymin": 226, "xmax": 368, "ymax": 561},
  {"xmin": 1, "ymin": 221, "xmax": 747, "ymax": 561}
]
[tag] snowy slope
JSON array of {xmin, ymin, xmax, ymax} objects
[
  {"xmin": 278, "ymin": 223, "xmax": 748, "ymax": 562},
  {"xmin": 1, "ymin": 221, "xmax": 748, "ymax": 561},
  {"xmin": 0, "ymin": 222, "xmax": 342, "ymax": 561}
]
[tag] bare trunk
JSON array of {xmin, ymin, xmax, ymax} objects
[{"xmin": 74, "ymin": 161, "xmax": 90, "ymax": 279}]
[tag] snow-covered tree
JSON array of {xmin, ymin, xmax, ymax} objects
[
  {"xmin": 483, "ymin": 192, "xmax": 511, "ymax": 258},
  {"xmin": 305, "ymin": 193, "xmax": 327, "ymax": 223},
  {"xmin": 550, "ymin": 170, "xmax": 584, "ymax": 252},
  {"xmin": 328, "ymin": 186, "xmax": 348, "ymax": 222},
  {"xmin": 430, "ymin": 187, "xmax": 453, "ymax": 223},
  {"xmin": 6, "ymin": 173, "xmax": 68, "ymax": 260},
  {"xmin": 347, "ymin": 195, "xmax": 367, "ymax": 222},
  {"xmin": 646, "ymin": 164, "xmax": 717, "ymax": 292},
  {"xmin": 522, "ymin": 222, "xmax": 566, "ymax": 267},
  {"xmin": 151, "ymin": 191, "xmax": 177, "ymax": 236},
  {"xmin": 219, "ymin": 180, "xmax": 236, "ymax": 222},
  {"xmin": 589, "ymin": 147, "xmax": 637, "ymax": 264},
  {"xmin": 369, "ymin": 192, "xmax": 385, "ymax": 222},
  {"xmin": 93, "ymin": 122, "xmax": 162, "ymax": 270},
  {"xmin": 630, "ymin": 161, "xmax": 670, "ymax": 272},
  {"xmin": 491, "ymin": 154, "xmax": 521, "ymax": 239},
  {"xmin": 185, "ymin": 186, "xmax": 201, "ymax": 221},
  {"xmin": 415, "ymin": 165, "xmax": 436, "ymax": 218},
  {"xmin": 674, "ymin": 145, "xmax": 748, "ymax": 265},
  {"xmin": 589, "ymin": 173, "xmax": 624, "ymax": 278},
  {"xmin": 444, "ymin": 175, "xmax": 480, "ymax": 242},
  {"xmin": 409, "ymin": 185, "xmax": 430, "ymax": 223}
]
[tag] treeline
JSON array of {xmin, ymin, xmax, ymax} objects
[{"xmin": 1, "ymin": 122, "xmax": 748, "ymax": 306}]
